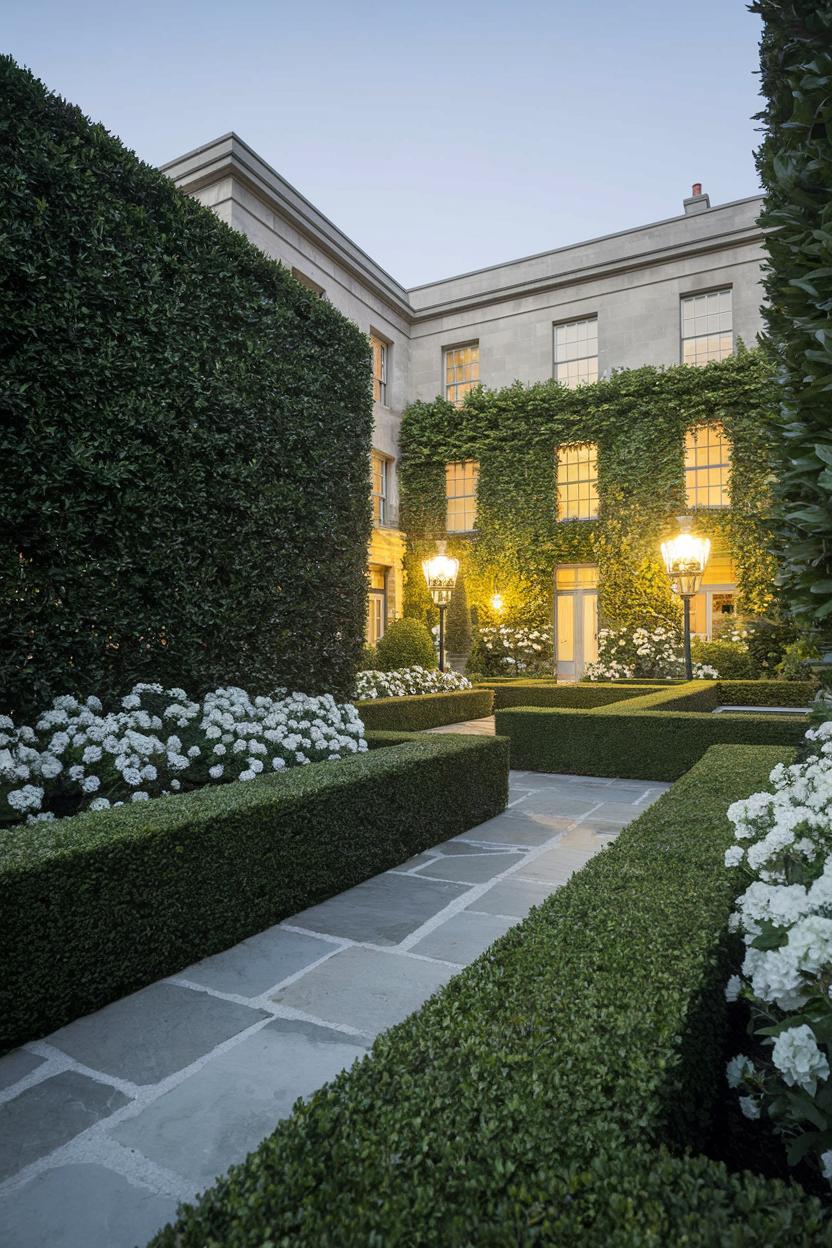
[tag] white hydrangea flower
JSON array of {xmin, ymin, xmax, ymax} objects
[
  {"xmin": 771, "ymin": 1025, "xmax": 830, "ymax": 1095},
  {"xmin": 726, "ymin": 1054, "xmax": 755, "ymax": 1089}
]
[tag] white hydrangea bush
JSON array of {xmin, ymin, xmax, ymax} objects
[
  {"xmin": 355, "ymin": 666, "xmax": 471, "ymax": 700},
  {"xmin": 722, "ymin": 716, "xmax": 832, "ymax": 1179},
  {"xmin": 583, "ymin": 625, "xmax": 717, "ymax": 681},
  {"xmin": 477, "ymin": 626, "xmax": 553, "ymax": 675},
  {"xmin": 0, "ymin": 683, "xmax": 367, "ymax": 828}
]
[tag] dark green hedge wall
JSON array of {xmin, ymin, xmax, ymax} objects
[
  {"xmin": 356, "ymin": 688, "xmax": 493, "ymax": 731},
  {"xmin": 400, "ymin": 351, "xmax": 778, "ymax": 634},
  {"xmin": 0, "ymin": 58, "xmax": 373, "ymax": 715},
  {"xmin": 753, "ymin": 1, "xmax": 832, "ymax": 632}
]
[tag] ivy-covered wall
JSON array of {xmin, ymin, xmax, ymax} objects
[
  {"xmin": 0, "ymin": 58, "xmax": 373, "ymax": 715},
  {"xmin": 400, "ymin": 350, "xmax": 778, "ymax": 637}
]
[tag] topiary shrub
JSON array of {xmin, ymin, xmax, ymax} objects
[
  {"xmin": 691, "ymin": 639, "xmax": 759, "ymax": 680},
  {"xmin": 375, "ymin": 619, "xmax": 436, "ymax": 671},
  {"xmin": 444, "ymin": 570, "xmax": 472, "ymax": 656}
]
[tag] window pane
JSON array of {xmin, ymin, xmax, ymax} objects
[
  {"xmin": 684, "ymin": 424, "xmax": 730, "ymax": 509},
  {"xmin": 444, "ymin": 344, "xmax": 480, "ymax": 406},
  {"xmin": 556, "ymin": 443, "xmax": 598, "ymax": 520},
  {"xmin": 554, "ymin": 316, "xmax": 598, "ymax": 387},
  {"xmin": 681, "ymin": 289, "xmax": 733, "ymax": 366},
  {"xmin": 445, "ymin": 460, "xmax": 479, "ymax": 530}
]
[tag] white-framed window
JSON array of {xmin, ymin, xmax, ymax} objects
[
  {"xmin": 681, "ymin": 288, "xmax": 732, "ymax": 365},
  {"xmin": 370, "ymin": 333, "xmax": 389, "ymax": 406},
  {"xmin": 554, "ymin": 316, "xmax": 598, "ymax": 387},
  {"xmin": 367, "ymin": 565, "xmax": 388, "ymax": 643},
  {"xmin": 444, "ymin": 343, "xmax": 479, "ymax": 406},
  {"xmin": 556, "ymin": 443, "xmax": 599, "ymax": 521},
  {"xmin": 291, "ymin": 267, "xmax": 325, "ymax": 298},
  {"xmin": 371, "ymin": 450, "xmax": 389, "ymax": 527},
  {"xmin": 685, "ymin": 423, "xmax": 731, "ymax": 509},
  {"xmin": 446, "ymin": 460, "xmax": 479, "ymax": 532},
  {"xmin": 689, "ymin": 551, "xmax": 738, "ymax": 639}
]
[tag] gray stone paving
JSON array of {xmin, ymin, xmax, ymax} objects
[{"xmin": 0, "ymin": 765, "xmax": 670, "ymax": 1248}]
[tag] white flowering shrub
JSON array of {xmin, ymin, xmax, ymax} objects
[
  {"xmin": 722, "ymin": 716, "xmax": 832, "ymax": 1180},
  {"xmin": 583, "ymin": 625, "xmax": 717, "ymax": 681},
  {"xmin": 0, "ymin": 684, "xmax": 366, "ymax": 828},
  {"xmin": 474, "ymin": 626, "xmax": 553, "ymax": 675},
  {"xmin": 354, "ymin": 666, "xmax": 472, "ymax": 700}
]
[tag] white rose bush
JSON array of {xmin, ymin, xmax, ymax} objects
[
  {"xmin": 354, "ymin": 666, "xmax": 471, "ymax": 700},
  {"xmin": 0, "ymin": 683, "xmax": 367, "ymax": 828},
  {"xmin": 722, "ymin": 714, "xmax": 832, "ymax": 1180},
  {"xmin": 583, "ymin": 625, "xmax": 718, "ymax": 681}
]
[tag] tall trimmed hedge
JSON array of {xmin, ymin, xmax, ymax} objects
[
  {"xmin": 753, "ymin": 2, "xmax": 832, "ymax": 632},
  {"xmin": 0, "ymin": 58, "xmax": 373, "ymax": 715}
]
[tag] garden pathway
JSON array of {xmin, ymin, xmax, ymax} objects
[{"xmin": 0, "ymin": 767, "xmax": 670, "ymax": 1248}]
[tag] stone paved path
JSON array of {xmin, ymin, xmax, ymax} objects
[{"xmin": 0, "ymin": 767, "xmax": 669, "ymax": 1248}]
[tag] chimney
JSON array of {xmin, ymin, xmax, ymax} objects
[{"xmin": 683, "ymin": 182, "xmax": 710, "ymax": 215}]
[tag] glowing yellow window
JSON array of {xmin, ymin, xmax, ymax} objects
[
  {"xmin": 370, "ymin": 334, "xmax": 388, "ymax": 406},
  {"xmin": 685, "ymin": 424, "xmax": 731, "ymax": 509},
  {"xmin": 444, "ymin": 344, "xmax": 479, "ymax": 406},
  {"xmin": 556, "ymin": 444, "xmax": 598, "ymax": 521},
  {"xmin": 446, "ymin": 460, "xmax": 479, "ymax": 532},
  {"xmin": 370, "ymin": 451, "xmax": 389, "ymax": 526}
]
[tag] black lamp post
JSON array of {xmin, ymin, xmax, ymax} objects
[
  {"xmin": 422, "ymin": 541, "xmax": 459, "ymax": 672},
  {"xmin": 661, "ymin": 516, "xmax": 711, "ymax": 680}
]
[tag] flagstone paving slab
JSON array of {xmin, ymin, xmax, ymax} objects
[
  {"xmin": 113, "ymin": 1018, "xmax": 369, "ymax": 1187},
  {"xmin": 0, "ymin": 764, "xmax": 670, "ymax": 1248},
  {"xmin": 49, "ymin": 983, "xmax": 269, "ymax": 1085},
  {"xmin": 0, "ymin": 1072, "xmax": 129, "ymax": 1180},
  {"xmin": 468, "ymin": 876, "xmax": 558, "ymax": 919},
  {"xmin": 0, "ymin": 1164, "xmax": 178, "ymax": 1248},
  {"xmin": 271, "ymin": 946, "xmax": 456, "ymax": 1037},
  {"xmin": 290, "ymin": 872, "xmax": 467, "ymax": 945},
  {"xmin": 178, "ymin": 926, "xmax": 335, "ymax": 997},
  {"xmin": 410, "ymin": 911, "xmax": 516, "ymax": 964},
  {"xmin": 0, "ymin": 1050, "xmax": 44, "ymax": 1094},
  {"xmin": 411, "ymin": 849, "xmax": 525, "ymax": 884}
]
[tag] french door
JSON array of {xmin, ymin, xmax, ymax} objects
[{"xmin": 555, "ymin": 564, "xmax": 598, "ymax": 680}]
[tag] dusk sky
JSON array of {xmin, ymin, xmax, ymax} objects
[{"xmin": 4, "ymin": 0, "xmax": 764, "ymax": 286}]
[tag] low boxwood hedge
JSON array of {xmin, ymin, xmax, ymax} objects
[
  {"xmin": 496, "ymin": 702, "xmax": 805, "ymax": 780},
  {"xmin": 356, "ymin": 688, "xmax": 493, "ymax": 731},
  {"xmin": 477, "ymin": 680, "xmax": 659, "ymax": 710},
  {"xmin": 152, "ymin": 745, "xmax": 832, "ymax": 1246},
  {"xmin": 0, "ymin": 733, "xmax": 508, "ymax": 1052}
]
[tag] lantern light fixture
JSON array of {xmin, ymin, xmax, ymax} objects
[
  {"xmin": 661, "ymin": 516, "xmax": 710, "ymax": 680},
  {"xmin": 421, "ymin": 541, "xmax": 459, "ymax": 670},
  {"xmin": 490, "ymin": 592, "xmax": 504, "ymax": 613}
]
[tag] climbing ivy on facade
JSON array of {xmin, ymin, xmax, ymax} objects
[{"xmin": 399, "ymin": 349, "xmax": 779, "ymax": 639}]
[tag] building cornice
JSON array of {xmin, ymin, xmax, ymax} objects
[
  {"xmin": 162, "ymin": 133, "xmax": 413, "ymax": 321},
  {"xmin": 162, "ymin": 135, "xmax": 765, "ymax": 330}
]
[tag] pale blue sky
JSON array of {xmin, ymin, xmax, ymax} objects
[{"xmin": 4, "ymin": 0, "xmax": 764, "ymax": 286}]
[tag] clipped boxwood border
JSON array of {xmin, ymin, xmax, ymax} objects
[
  {"xmin": 477, "ymin": 680, "xmax": 660, "ymax": 710},
  {"xmin": 152, "ymin": 745, "xmax": 832, "ymax": 1246},
  {"xmin": 356, "ymin": 688, "xmax": 493, "ymax": 731},
  {"xmin": 0, "ymin": 733, "xmax": 508, "ymax": 1052}
]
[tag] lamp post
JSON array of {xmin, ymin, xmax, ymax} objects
[
  {"xmin": 422, "ymin": 541, "xmax": 459, "ymax": 672},
  {"xmin": 661, "ymin": 516, "xmax": 711, "ymax": 680}
]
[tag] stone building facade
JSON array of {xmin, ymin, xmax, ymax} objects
[{"xmin": 164, "ymin": 136, "xmax": 765, "ymax": 661}]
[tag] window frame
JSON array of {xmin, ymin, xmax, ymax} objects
[
  {"xmin": 443, "ymin": 342, "xmax": 480, "ymax": 407},
  {"xmin": 684, "ymin": 423, "xmax": 731, "ymax": 511},
  {"xmin": 370, "ymin": 450, "xmax": 390, "ymax": 527},
  {"xmin": 445, "ymin": 459, "xmax": 479, "ymax": 533},
  {"xmin": 367, "ymin": 565, "xmax": 388, "ymax": 644},
  {"xmin": 291, "ymin": 266, "xmax": 325, "ymax": 298},
  {"xmin": 553, "ymin": 315, "xmax": 599, "ymax": 388},
  {"xmin": 370, "ymin": 332, "xmax": 389, "ymax": 407},
  {"xmin": 680, "ymin": 287, "xmax": 733, "ymax": 366},
  {"xmin": 556, "ymin": 442, "xmax": 599, "ymax": 522}
]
